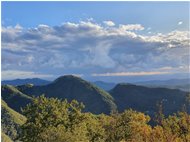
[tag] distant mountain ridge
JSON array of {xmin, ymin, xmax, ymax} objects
[
  {"xmin": 1, "ymin": 76, "xmax": 190, "ymax": 142},
  {"xmin": 135, "ymin": 78, "xmax": 190, "ymax": 92},
  {"xmin": 2, "ymin": 78, "xmax": 189, "ymax": 92},
  {"xmin": 2, "ymin": 78, "xmax": 51, "ymax": 86},
  {"xmin": 1, "ymin": 76, "xmax": 189, "ymax": 116}
]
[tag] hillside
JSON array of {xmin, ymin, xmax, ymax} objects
[
  {"xmin": 110, "ymin": 83, "xmax": 189, "ymax": 116},
  {"xmin": 2, "ymin": 78, "xmax": 51, "ymax": 86},
  {"xmin": 2, "ymin": 76, "xmax": 189, "ymax": 116},
  {"xmin": 93, "ymin": 81, "xmax": 116, "ymax": 91},
  {"xmin": 1, "ymin": 132, "xmax": 13, "ymax": 142},
  {"xmin": 17, "ymin": 75, "xmax": 117, "ymax": 114},
  {"xmin": 1, "ymin": 85, "xmax": 32, "ymax": 113},
  {"xmin": 1, "ymin": 100, "xmax": 26, "ymax": 141}
]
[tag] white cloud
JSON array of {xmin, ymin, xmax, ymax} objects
[
  {"xmin": 103, "ymin": 20, "xmax": 115, "ymax": 26},
  {"xmin": 178, "ymin": 21, "xmax": 183, "ymax": 25},
  {"xmin": 1, "ymin": 20, "xmax": 189, "ymax": 79},
  {"xmin": 119, "ymin": 24, "xmax": 144, "ymax": 31},
  {"xmin": 92, "ymin": 71, "xmax": 170, "ymax": 77}
]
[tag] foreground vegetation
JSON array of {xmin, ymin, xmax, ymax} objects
[
  {"xmin": 15, "ymin": 96, "xmax": 190, "ymax": 142},
  {"xmin": 1, "ymin": 100, "xmax": 26, "ymax": 141}
]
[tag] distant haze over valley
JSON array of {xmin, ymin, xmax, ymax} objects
[{"xmin": 2, "ymin": 76, "xmax": 190, "ymax": 92}]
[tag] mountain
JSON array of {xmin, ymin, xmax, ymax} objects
[
  {"xmin": 93, "ymin": 81, "xmax": 116, "ymax": 91},
  {"xmin": 2, "ymin": 78, "xmax": 51, "ymax": 86},
  {"xmin": 1, "ymin": 100, "xmax": 26, "ymax": 141},
  {"xmin": 2, "ymin": 76, "xmax": 189, "ymax": 116},
  {"xmin": 1, "ymin": 85, "xmax": 32, "ymax": 113},
  {"xmin": 17, "ymin": 75, "xmax": 117, "ymax": 114},
  {"xmin": 135, "ymin": 78, "xmax": 190, "ymax": 92},
  {"xmin": 110, "ymin": 83, "xmax": 189, "ymax": 116}
]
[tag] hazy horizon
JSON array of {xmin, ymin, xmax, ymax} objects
[{"xmin": 1, "ymin": 74, "xmax": 190, "ymax": 84}]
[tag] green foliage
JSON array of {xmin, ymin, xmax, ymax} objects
[
  {"xmin": 18, "ymin": 95, "xmax": 106, "ymax": 142},
  {"xmin": 17, "ymin": 75, "xmax": 117, "ymax": 114},
  {"xmin": 3, "ymin": 95, "xmax": 189, "ymax": 142},
  {"xmin": 102, "ymin": 110, "xmax": 151, "ymax": 142},
  {"xmin": 84, "ymin": 113, "xmax": 106, "ymax": 142},
  {"xmin": 1, "ymin": 85, "xmax": 32, "ymax": 113},
  {"xmin": 1, "ymin": 91, "xmax": 190, "ymax": 142},
  {"xmin": 2, "ymin": 76, "xmax": 190, "ymax": 142},
  {"xmin": 1, "ymin": 100, "xmax": 26, "ymax": 141},
  {"xmin": 3, "ymin": 76, "xmax": 188, "ymax": 116},
  {"xmin": 161, "ymin": 111, "xmax": 190, "ymax": 142},
  {"xmin": 110, "ymin": 83, "xmax": 189, "ymax": 116},
  {"xmin": 1, "ymin": 132, "xmax": 13, "ymax": 142}
]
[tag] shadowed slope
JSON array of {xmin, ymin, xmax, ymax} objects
[
  {"xmin": 1, "ymin": 85, "xmax": 32, "ymax": 113},
  {"xmin": 110, "ymin": 83, "xmax": 189, "ymax": 116},
  {"xmin": 17, "ymin": 75, "xmax": 117, "ymax": 114}
]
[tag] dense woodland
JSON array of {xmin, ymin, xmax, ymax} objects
[
  {"xmin": 1, "ymin": 76, "xmax": 190, "ymax": 142},
  {"xmin": 1, "ymin": 95, "xmax": 190, "ymax": 142}
]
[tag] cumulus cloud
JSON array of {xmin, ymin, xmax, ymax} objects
[
  {"xmin": 103, "ymin": 20, "xmax": 115, "ymax": 26},
  {"xmin": 1, "ymin": 20, "xmax": 189, "ymax": 79}
]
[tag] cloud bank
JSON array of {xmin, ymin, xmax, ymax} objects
[
  {"xmin": 92, "ymin": 71, "xmax": 170, "ymax": 77},
  {"xmin": 2, "ymin": 20, "xmax": 189, "ymax": 79}
]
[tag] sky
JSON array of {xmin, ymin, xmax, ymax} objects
[{"xmin": 1, "ymin": 1, "xmax": 190, "ymax": 82}]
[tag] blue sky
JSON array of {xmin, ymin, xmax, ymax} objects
[
  {"xmin": 1, "ymin": 2, "xmax": 190, "ymax": 82},
  {"xmin": 2, "ymin": 2, "xmax": 189, "ymax": 32}
]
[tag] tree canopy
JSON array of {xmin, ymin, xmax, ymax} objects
[{"xmin": 16, "ymin": 95, "xmax": 190, "ymax": 142}]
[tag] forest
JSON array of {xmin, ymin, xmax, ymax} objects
[{"xmin": 6, "ymin": 95, "xmax": 190, "ymax": 142}]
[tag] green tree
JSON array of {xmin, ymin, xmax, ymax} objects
[
  {"xmin": 103, "ymin": 109, "xmax": 151, "ymax": 142},
  {"xmin": 17, "ymin": 95, "xmax": 190, "ymax": 142},
  {"xmin": 18, "ymin": 95, "xmax": 88, "ymax": 142},
  {"xmin": 161, "ymin": 111, "xmax": 190, "ymax": 142}
]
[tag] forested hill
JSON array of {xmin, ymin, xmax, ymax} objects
[
  {"xmin": 1, "ymin": 75, "xmax": 190, "ymax": 141},
  {"xmin": 2, "ymin": 75, "xmax": 189, "ymax": 116},
  {"xmin": 1, "ymin": 100, "xmax": 26, "ymax": 141},
  {"xmin": 16, "ymin": 75, "xmax": 117, "ymax": 114},
  {"xmin": 110, "ymin": 83, "xmax": 190, "ymax": 116},
  {"xmin": 1, "ymin": 85, "xmax": 32, "ymax": 113}
]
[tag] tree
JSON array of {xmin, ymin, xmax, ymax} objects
[
  {"xmin": 18, "ymin": 95, "xmax": 190, "ymax": 142},
  {"xmin": 161, "ymin": 111, "xmax": 190, "ymax": 142},
  {"xmin": 103, "ymin": 109, "xmax": 151, "ymax": 142},
  {"xmin": 18, "ymin": 95, "xmax": 88, "ymax": 142}
]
